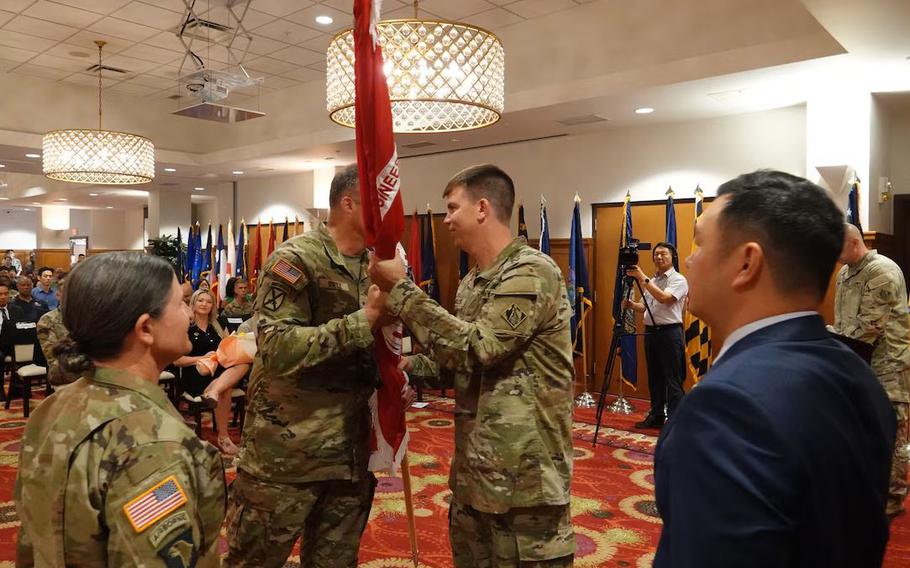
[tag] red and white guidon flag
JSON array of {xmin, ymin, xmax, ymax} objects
[{"xmin": 354, "ymin": 0, "xmax": 409, "ymax": 473}]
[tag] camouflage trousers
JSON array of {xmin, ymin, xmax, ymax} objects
[
  {"xmin": 224, "ymin": 470, "xmax": 376, "ymax": 568},
  {"xmin": 888, "ymin": 401, "xmax": 909, "ymax": 516},
  {"xmin": 449, "ymin": 498, "xmax": 575, "ymax": 568}
]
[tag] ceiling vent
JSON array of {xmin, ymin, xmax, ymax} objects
[
  {"xmin": 176, "ymin": 17, "xmax": 235, "ymax": 44},
  {"xmin": 403, "ymin": 141, "xmax": 437, "ymax": 149},
  {"xmin": 555, "ymin": 114, "xmax": 610, "ymax": 126},
  {"xmin": 85, "ymin": 64, "xmax": 130, "ymax": 77}
]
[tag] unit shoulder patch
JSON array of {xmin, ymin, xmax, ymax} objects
[
  {"xmin": 502, "ymin": 303, "xmax": 528, "ymax": 329},
  {"xmin": 263, "ymin": 285, "xmax": 287, "ymax": 312},
  {"xmin": 156, "ymin": 528, "xmax": 197, "ymax": 568}
]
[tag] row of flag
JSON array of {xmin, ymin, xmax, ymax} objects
[{"xmin": 175, "ymin": 217, "xmax": 304, "ymax": 301}]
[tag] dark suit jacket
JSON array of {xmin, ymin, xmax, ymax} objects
[{"xmin": 654, "ymin": 314, "xmax": 895, "ymax": 568}]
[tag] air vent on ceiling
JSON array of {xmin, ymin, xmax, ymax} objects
[
  {"xmin": 555, "ymin": 114, "xmax": 610, "ymax": 126},
  {"xmin": 159, "ymin": 182, "xmax": 179, "ymax": 187},
  {"xmin": 85, "ymin": 64, "xmax": 130, "ymax": 75},
  {"xmin": 403, "ymin": 141, "xmax": 437, "ymax": 149},
  {"xmin": 176, "ymin": 17, "xmax": 236, "ymax": 43},
  {"xmin": 168, "ymin": 94, "xmax": 183, "ymax": 100}
]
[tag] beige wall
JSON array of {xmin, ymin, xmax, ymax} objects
[
  {"xmin": 891, "ymin": 109, "xmax": 910, "ymax": 196},
  {"xmin": 398, "ymin": 105, "xmax": 807, "ymax": 239},
  {"xmin": 237, "ymin": 171, "xmax": 316, "ymax": 224}
]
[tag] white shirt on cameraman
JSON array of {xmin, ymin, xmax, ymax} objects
[{"xmin": 643, "ymin": 267, "xmax": 688, "ymax": 326}]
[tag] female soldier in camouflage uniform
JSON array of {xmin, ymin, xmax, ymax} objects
[{"xmin": 15, "ymin": 252, "xmax": 226, "ymax": 567}]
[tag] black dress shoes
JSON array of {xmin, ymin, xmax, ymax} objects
[{"xmin": 635, "ymin": 414, "xmax": 665, "ymax": 429}]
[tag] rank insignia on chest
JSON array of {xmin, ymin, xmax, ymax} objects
[
  {"xmin": 272, "ymin": 258, "xmax": 303, "ymax": 285},
  {"xmin": 502, "ymin": 303, "xmax": 528, "ymax": 329},
  {"xmin": 123, "ymin": 475, "xmax": 187, "ymax": 533},
  {"xmin": 263, "ymin": 285, "xmax": 286, "ymax": 312}
]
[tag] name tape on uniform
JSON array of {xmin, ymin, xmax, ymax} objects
[{"xmin": 123, "ymin": 475, "xmax": 188, "ymax": 533}]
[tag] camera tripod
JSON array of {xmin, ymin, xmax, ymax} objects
[{"xmin": 592, "ymin": 272, "xmax": 656, "ymax": 446}]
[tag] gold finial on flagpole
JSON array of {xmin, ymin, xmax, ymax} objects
[{"xmin": 665, "ymin": 186, "xmax": 674, "ymax": 197}]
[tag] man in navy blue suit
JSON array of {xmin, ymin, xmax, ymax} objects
[{"xmin": 654, "ymin": 170, "xmax": 896, "ymax": 568}]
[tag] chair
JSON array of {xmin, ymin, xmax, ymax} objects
[
  {"xmin": 158, "ymin": 369, "xmax": 178, "ymax": 405},
  {"xmin": 181, "ymin": 388, "xmax": 246, "ymax": 437},
  {"xmin": 5, "ymin": 343, "xmax": 47, "ymax": 418}
]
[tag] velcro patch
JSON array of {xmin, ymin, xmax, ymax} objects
[
  {"xmin": 263, "ymin": 285, "xmax": 286, "ymax": 312},
  {"xmin": 317, "ymin": 275, "xmax": 350, "ymax": 292},
  {"xmin": 157, "ymin": 528, "xmax": 196, "ymax": 568},
  {"xmin": 149, "ymin": 511, "xmax": 190, "ymax": 548},
  {"xmin": 502, "ymin": 303, "xmax": 528, "ymax": 329},
  {"xmin": 272, "ymin": 259, "xmax": 303, "ymax": 285},
  {"xmin": 123, "ymin": 475, "xmax": 188, "ymax": 533}
]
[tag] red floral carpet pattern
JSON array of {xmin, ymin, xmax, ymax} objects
[{"xmin": 0, "ymin": 392, "xmax": 907, "ymax": 567}]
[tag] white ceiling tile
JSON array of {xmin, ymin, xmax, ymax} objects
[
  {"xmin": 2, "ymin": 0, "xmax": 40, "ymax": 13},
  {"xmin": 245, "ymin": 55, "xmax": 297, "ymax": 75},
  {"xmin": 136, "ymin": 0, "xmax": 187, "ymax": 13},
  {"xmin": 381, "ymin": 5, "xmax": 442, "ymax": 20},
  {"xmin": 306, "ymin": 60, "xmax": 326, "ymax": 72},
  {"xmin": 118, "ymin": 42, "xmax": 182, "ymax": 63},
  {"xmin": 245, "ymin": 34, "xmax": 288, "ymax": 56},
  {"xmin": 0, "ymin": 58, "xmax": 21, "ymax": 72},
  {"xmin": 0, "ymin": 29, "xmax": 58, "ymax": 52},
  {"xmin": 281, "ymin": 66, "xmax": 323, "ymax": 83},
  {"xmin": 0, "ymin": 10, "xmax": 17, "ymax": 27},
  {"xmin": 143, "ymin": 31, "xmax": 186, "ymax": 53},
  {"xmin": 61, "ymin": 72, "xmax": 106, "ymax": 86},
  {"xmin": 88, "ymin": 16, "xmax": 160, "ymax": 41},
  {"xmin": 111, "ymin": 1, "xmax": 183, "ymax": 30},
  {"xmin": 318, "ymin": 0, "xmax": 405, "ymax": 13},
  {"xmin": 27, "ymin": 53, "xmax": 87, "ymax": 71},
  {"xmin": 254, "ymin": 0, "xmax": 314, "ymax": 18},
  {"xmin": 299, "ymin": 33, "xmax": 331, "ymax": 53},
  {"xmin": 232, "ymin": 8, "xmax": 277, "ymax": 31},
  {"xmin": 261, "ymin": 74, "xmax": 300, "ymax": 90},
  {"xmin": 14, "ymin": 63, "xmax": 71, "ymax": 80},
  {"xmin": 416, "ymin": 0, "xmax": 497, "ymax": 20},
  {"xmin": 121, "ymin": 72, "xmax": 169, "ymax": 88},
  {"xmin": 268, "ymin": 45, "xmax": 323, "ymax": 66},
  {"xmin": 486, "ymin": 0, "xmax": 520, "ymax": 5},
  {"xmin": 103, "ymin": 52, "xmax": 160, "ymax": 72},
  {"xmin": 145, "ymin": 62, "xmax": 181, "ymax": 79},
  {"xmin": 23, "ymin": 0, "xmax": 106, "ymax": 27},
  {"xmin": 254, "ymin": 19, "xmax": 322, "ymax": 44},
  {"xmin": 51, "ymin": 0, "xmax": 133, "ymax": 15},
  {"xmin": 464, "ymin": 7, "xmax": 525, "ymax": 29},
  {"xmin": 107, "ymin": 81, "xmax": 158, "ymax": 95},
  {"xmin": 5, "ymin": 14, "xmax": 79, "ymax": 40},
  {"xmin": 285, "ymin": 4, "xmax": 352, "ymax": 33},
  {"xmin": 64, "ymin": 31, "xmax": 133, "ymax": 54},
  {"xmin": 505, "ymin": 0, "xmax": 577, "ymax": 18},
  {"xmin": 0, "ymin": 45, "xmax": 39, "ymax": 63},
  {"xmin": 42, "ymin": 42, "xmax": 106, "ymax": 64}
]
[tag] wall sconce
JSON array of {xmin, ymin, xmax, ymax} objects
[{"xmin": 880, "ymin": 178, "xmax": 893, "ymax": 203}]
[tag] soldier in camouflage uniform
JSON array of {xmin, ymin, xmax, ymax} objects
[
  {"xmin": 36, "ymin": 278, "xmax": 80, "ymax": 387},
  {"xmin": 833, "ymin": 223, "xmax": 910, "ymax": 517},
  {"xmin": 15, "ymin": 252, "xmax": 226, "ymax": 567},
  {"xmin": 220, "ymin": 277, "xmax": 253, "ymax": 318},
  {"xmin": 225, "ymin": 164, "xmax": 387, "ymax": 568},
  {"xmin": 372, "ymin": 164, "xmax": 576, "ymax": 567}
]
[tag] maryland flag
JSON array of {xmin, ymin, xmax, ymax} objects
[
  {"xmin": 517, "ymin": 203, "xmax": 528, "ymax": 238},
  {"xmin": 684, "ymin": 186, "xmax": 712, "ymax": 382},
  {"xmin": 354, "ymin": 0, "xmax": 408, "ymax": 473}
]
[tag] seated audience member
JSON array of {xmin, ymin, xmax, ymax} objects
[
  {"xmin": 32, "ymin": 267, "xmax": 58, "ymax": 310},
  {"xmin": 5, "ymin": 250, "xmax": 21, "ymax": 276},
  {"xmin": 174, "ymin": 289, "xmax": 237, "ymax": 455},
  {"xmin": 219, "ymin": 277, "xmax": 253, "ymax": 332},
  {"xmin": 0, "ymin": 268, "xmax": 17, "ymax": 294},
  {"xmin": 181, "ymin": 280, "xmax": 193, "ymax": 305},
  {"xmin": 37, "ymin": 277, "xmax": 77, "ymax": 387},
  {"xmin": 0, "ymin": 280, "xmax": 12, "ymax": 360},
  {"xmin": 11, "ymin": 276, "xmax": 48, "ymax": 322},
  {"xmin": 653, "ymin": 170, "xmax": 896, "ymax": 568}
]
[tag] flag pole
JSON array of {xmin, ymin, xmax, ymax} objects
[{"xmin": 401, "ymin": 455, "xmax": 419, "ymax": 567}]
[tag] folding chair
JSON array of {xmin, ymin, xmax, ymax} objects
[{"xmin": 5, "ymin": 343, "xmax": 47, "ymax": 418}]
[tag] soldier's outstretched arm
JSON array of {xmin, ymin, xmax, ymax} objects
[
  {"xmin": 388, "ymin": 256, "xmax": 561, "ymax": 373},
  {"xmin": 102, "ymin": 439, "xmax": 226, "ymax": 567},
  {"xmin": 256, "ymin": 252, "xmax": 374, "ymax": 377}
]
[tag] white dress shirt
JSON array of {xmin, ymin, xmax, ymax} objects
[{"xmin": 643, "ymin": 267, "xmax": 689, "ymax": 326}]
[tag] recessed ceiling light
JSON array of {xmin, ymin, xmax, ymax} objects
[
  {"xmin": 25, "ymin": 153, "xmax": 41, "ymax": 158},
  {"xmin": 315, "ymin": 15, "xmax": 334, "ymax": 25},
  {"xmin": 232, "ymin": 171, "xmax": 244, "ymax": 175},
  {"xmin": 56, "ymin": 198, "xmax": 67, "ymax": 202},
  {"xmin": 31, "ymin": 202, "xmax": 40, "ymax": 205},
  {"xmin": 194, "ymin": 187, "xmax": 205, "ymax": 191},
  {"xmin": 106, "ymin": 206, "xmax": 114, "ymax": 209},
  {"xmin": 22, "ymin": 208, "xmax": 30, "ymax": 211},
  {"xmin": 164, "ymin": 167, "xmax": 176, "ymax": 172},
  {"xmin": 89, "ymin": 192, "xmax": 99, "ymax": 196},
  {"xmin": 634, "ymin": 107, "xmax": 654, "ymax": 114},
  {"xmin": 0, "ymin": 197, "xmax": 8, "ymax": 201},
  {"xmin": 0, "ymin": 164, "xmax": 5, "ymax": 168}
]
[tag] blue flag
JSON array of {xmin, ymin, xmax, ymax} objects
[
  {"xmin": 214, "ymin": 224, "xmax": 224, "ymax": 296},
  {"xmin": 202, "ymin": 223, "xmax": 213, "ymax": 285},
  {"xmin": 517, "ymin": 204, "xmax": 528, "ymax": 238},
  {"xmin": 539, "ymin": 198, "xmax": 551, "ymax": 256},
  {"xmin": 176, "ymin": 227, "xmax": 185, "ymax": 283},
  {"xmin": 665, "ymin": 190, "xmax": 677, "ymax": 249},
  {"xmin": 184, "ymin": 225, "xmax": 195, "ymax": 283},
  {"xmin": 568, "ymin": 196, "xmax": 592, "ymax": 354},
  {"xmin": 236, "ymin": 221, "xmax": 246, "ymax": 277},
  {"xmin": 847, "ymin": 177, "xmax": 862, "ymax": 232},
  {"xmin": 191, "ymin": 223, "xmax": 203, "ymax": 288},
  {"xmin": 420, "ymin": 210, "xmax": 440, "ymax": 302}
]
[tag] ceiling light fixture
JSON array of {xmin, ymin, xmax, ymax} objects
[
  {"xmin": 0, "ymin": 164, "xmax": 5, "ymax": 167},
  {"xmin": 0, "ymin": 197, "xmax": 8, "ymax": 201},
  {"xmin": 326, "ymin": 0, "xmax": 505, "ymax": 132},
  {"xmin": 26, "ymin": 153, "xmax": 41, "ymax": 158},
  {"xmin": 164, "ymin": 167, "xmax": 177, "ymax": 172},
  {"xmin": 42, "ymin": 40, "xmax": 155, "ymax": 185},
  {"xmin": 232, "ymin": 170, "xmax": 244, "ymax": 175},
  {"xmin": 89, "ymin": 193, "xmax": 99, "ymax": 196},
  {"xmin": 194, "ymin": 187, "xmax": 204, "ymax": 191},
  {"xmin": 635, "ymin": 107, "xmax": 654, "ymax": 114},
  {"xmin": 316, "ymin": 15, "xmax": 334, "ymax": 25},
  {"xmin": 106, "ymin": 206, "xmax": 114, "ymax": 209}
]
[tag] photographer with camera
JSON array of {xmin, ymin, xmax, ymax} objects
[{"xmin": 624, "ymin": 242, "xmax": 688, "ymax": 429}]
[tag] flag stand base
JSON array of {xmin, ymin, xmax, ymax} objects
[
  {"xmin": 574, "ymin": 392, "xmax": 596, "ymax": 408},
  {"xmin": 607, "ymin": 395, "xmax": 634, "ymax": 415}
]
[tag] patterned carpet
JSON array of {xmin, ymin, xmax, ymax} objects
[{"xmin": 0, "ymin": 391, "xmax": 908, "ymax": 567}]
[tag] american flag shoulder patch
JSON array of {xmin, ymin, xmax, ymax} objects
[
  {"xmin": 123, "ymin": 475, "xmax": 188, "ymax": 533},
  {"xmin": 272, "ymin": 258, "xmax": 303, "ymax": 285}
]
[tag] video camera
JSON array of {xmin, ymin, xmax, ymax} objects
[{"xmin": 618, "ymin": 238, "xmax": 651, "ymax": 268}]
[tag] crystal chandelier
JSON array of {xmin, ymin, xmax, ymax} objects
[
  {"xmin": 43, "ymin": 41, "xmax": 155, "ymax": 185},
  {"xmin": 326, "ymin": 1, "xmax": 505, "ymax": 133}
]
